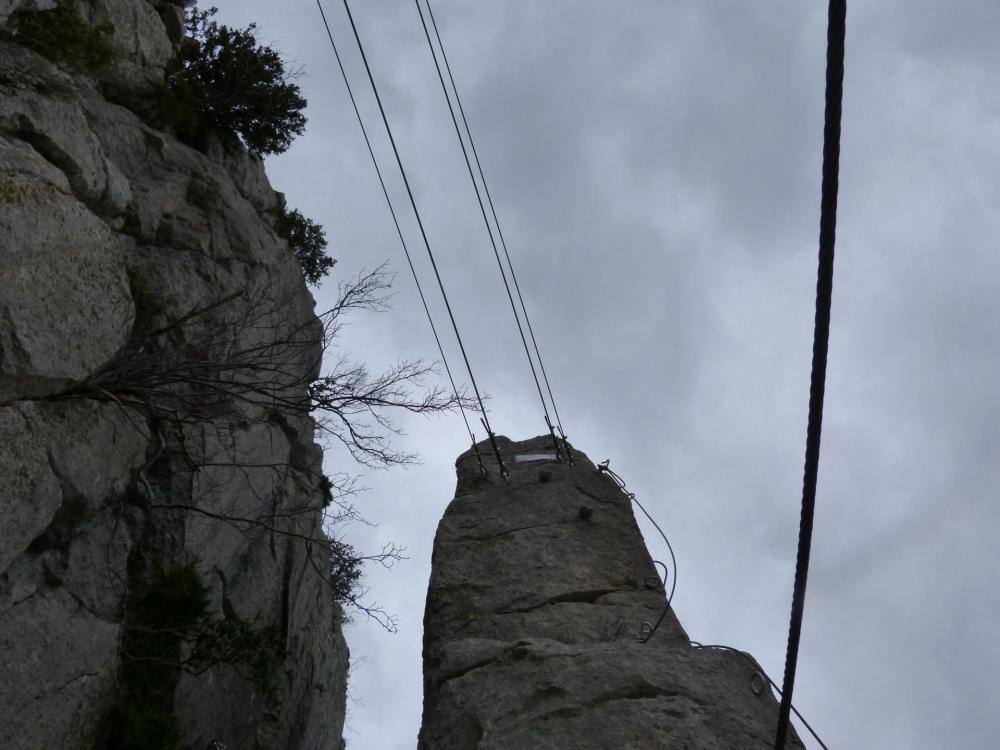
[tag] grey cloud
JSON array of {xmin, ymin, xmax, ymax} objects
[{"xmin": 211, "ymin": 1, "xmax": 1000, "ymax": 747}]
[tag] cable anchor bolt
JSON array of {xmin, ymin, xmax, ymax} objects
[{"xmin": 637, "ymin": 621, "xmax": 653, "ymax": 643}]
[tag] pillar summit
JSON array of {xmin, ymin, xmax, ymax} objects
[{"xmin": 418, "ymin": 435, "xmax": 804, "ymax": 749}]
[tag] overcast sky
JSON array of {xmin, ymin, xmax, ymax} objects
[{"xmin": 216, "ymin": 2, "xmax": 1000, "ymax": 747}]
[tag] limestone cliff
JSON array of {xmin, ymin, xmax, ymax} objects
[
  {"xmin": 420, "ymin": 436, "xmax": 805, "ymax": 749},
  {"xmin": 0, "ymin": 2, "xmax": 348, "ymax": 748}
]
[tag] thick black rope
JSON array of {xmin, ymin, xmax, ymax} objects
[
  {"xmin": 340, "ymin": 0, "xmax": 506, "ymax": 478},
  {"xmin": 314, "ymin": 1, "xmax": 482, "ymax": 471},
  {"xmin": 422, "ymin": 0, "xmax": 571, "ymax": 457},
  {"xmin": 775, "ymin": 1, "xmax": 846, "ymax": 747},
  {"xmin": 413, "ymin": 0, "xmax": 558, "ymax": 459}
]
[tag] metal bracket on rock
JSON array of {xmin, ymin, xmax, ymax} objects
[
  {"xmin": 471, "ymin": 436, "xmax": 488, "ymax": 478},
  {"xmin": 638, "ymin": 621, "xmax": 653, "ymax": 643},
  {"xmin": 545, "ymin": 414, "xmax": 564, "ymax": 462},
  {"xmin": 482, "ymin": 418, "xmax": 509, "ymax": 483},
  {"xmin": 561, "ymin": 431, "xmax": 575, "ymax": 465}
]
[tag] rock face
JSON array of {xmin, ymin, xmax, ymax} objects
[
  {"xmin": 0, "ymin": 3, "xmax": 348, "ymax": 748},
  {"xmin": 420, "ymin": 435, "xmax": 804, "ymax": 749}
]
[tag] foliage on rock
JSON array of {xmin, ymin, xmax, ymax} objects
[
  {"xmin": 328, "ymin": 537, "xmax": 363, "ymax": 607},
  {"xmin": 12, "ymin": 2, "xmax": 115, "ymax": 72},
  {"xmin": 154, "ymin": 6, "xmax": 307, "ymax": 156},
  {"xmin": 101, "ymin": 698, "xmax": 183, "ymax": 750},
  {"xmin": 98, "ymin": 564, "xmax": 283, "ymax": 749},
  {"xmin": 274, "ymin": 197, "xmax": 335, "ymax": 286}
]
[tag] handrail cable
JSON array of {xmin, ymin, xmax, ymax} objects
[
  {"xmin": 339, "ymin": 0, "xmax": 507, "ymax": 479},
  {"xmin": 775, "ymin": 0, "xmax": 847, "ymax": 747},
  {"xmin": 596, "ymin": 461, "xmax": 677, "ymax": 635},
  {"xmin": 314, "ymin": 0, "xmax": 484, "ymax": 473},
  {"xmin": 598, "ymin": 459, "xmax": 827, "ymax": 749},
  {"xmin": 422, "ymin": 0, "xmax": 570, "ymax": 451},
  {"xmin": 413, "ymin": 0, "xmax": 562, "ymax": 460},
  {"xmin": 691, "ymin": 643, "xmax": 829, "ymax": 750}
]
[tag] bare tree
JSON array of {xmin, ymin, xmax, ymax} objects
[
  {"xmin": 66, "ymin": 265, "xmax": 469, "ymax": 460},
  {"xmin": 54, "ymin": 264, "xmax": 473, "ymax": 630}
]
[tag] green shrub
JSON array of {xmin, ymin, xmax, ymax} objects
[
  {"xmin": 329, "ymin": 538, "xmax": 363, "ymax": 606},
  {"xmin": 140, "ymin": 563, "xmax": 209, "ymax": 630},
  {"xmin": 274, "ymin": 199, "xmax": 335, "ymax": 285},
  {"xmin": 318, "ymin": 475, "xmax": 336, "ymax": 507},
  {"xmin": 188, "ymin": 619, "xmax": 283, "ymax": 699},
  {"xmin": 100, "ymin": 563, "xmax": 283, "ymax": 748},
  {"xmin": 14, "ymin": 3, "xmax": 115, "ymax": 72},
  {"xmin": 101, "ymin": 698, "xmax": 182, "ymax": 750},
  {"xmin": 156, "ymin": 6, "xmax": 307, "ymax": 156}
]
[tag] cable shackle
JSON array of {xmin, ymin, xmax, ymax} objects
[
  {"xmin": 560, "ymin": 430, "xmax": 575, "ymax": 465},
  {"xmin": 481, "ymin": 417, "xmax": 509, "ymax": 482},
  {"xmin": 544, "ymin": 414, "xmax": 564, "ymax": 462},
  {"xmin": 470, "ymin": 435, "xmax": 487, "ymax": 478}
]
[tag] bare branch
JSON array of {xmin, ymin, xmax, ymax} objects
[{"xmin": 50, "ymin": 263, "xmax": 447, "ymax": 628}]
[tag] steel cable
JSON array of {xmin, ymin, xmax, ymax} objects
[
  {"xmin": 314, "ymin": 0, "xmax": 479, "ymax": 456},
  {"xmin": 775, "ymin": 1, "xmax": 847, "ymax": 747},
  {"xmin": 340, "ymin": 0, "xmax": 506, "ymax": 477},
  {"xmin": 599, "ymin": 459, "xmax": 828, "ymax": 748},
  {"xmin": 596, "ymin": 461, "xmax": 677, "ymax": 636},
  {"xmin": 691, "ymin": 643, "xmax": 829, "ymax": 750},
  {"xmin": 423, "ymin": 0, "xmax": 567, "ymax": 442},
  {"xmin": 412, "ymin": 0, "xmax": 557, "ymax": 453}
]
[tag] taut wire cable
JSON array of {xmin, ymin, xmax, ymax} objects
[
  {"xmin": 340, "ymin": 0, "xmax": 507, "ymax": 479},
  {"xmin": 598, "ymin": 459, "xmax": 828, "ymax": 748},
  {"xmin": 775, "ymin": 0, "xmax": 847, "ymax": 747},
  {"xmin": 314, "ymin": 0, "xmax": 485, "ymax": 473},
  {"xmin": 691, "ymin": 643, "xmax": 829, "ymax": 750},
  {"xmin": 413, "ymin": 0, "xmax": 564, "ymax": 461},
  {"xmin": 422, "ymin": 0, "xmax": 571, "ymax": 456}
]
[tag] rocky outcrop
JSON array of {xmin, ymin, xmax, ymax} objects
[
  {"xmin": 0, "ymin": 3, "xmax": 347, "ymax": 748},
  {"xmin": 420, "ymin": 435, "xmax": 804, "ymax": 749}
]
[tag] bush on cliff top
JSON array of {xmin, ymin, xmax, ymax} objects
[
  {"xmin": 156, "ymin": 6, "xmax": 307, "ymax": 156},
  {"xmin": 274, "ymin": 197, "xmax": 336, "ymax": 285},
  {"xmin": 13, "ymin": 2, "xmax": 115, "ymax": 72}
]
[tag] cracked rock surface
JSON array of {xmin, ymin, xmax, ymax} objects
[
  {"xmin": 0, "ymin": 3, "xmax": 347, "ymax": 747},
  {"xmin": 419, "ymin": 435, "xmax": 804, "ymax": 749}
]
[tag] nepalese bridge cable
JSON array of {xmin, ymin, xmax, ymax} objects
[
  {"xmin": 314, "ymin": 1, "xmax": 479, "ymax": 453},
  {"xmin": 339, "ymin": 0, "xmax": 506, "ymax": 475},
  {"xmin": 416, "ymin": 0, "xmax": 569, "ymax": 448},
  {"xmin": 775, "ymin": 0, "xmax": 847, "ymax": 748}
]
